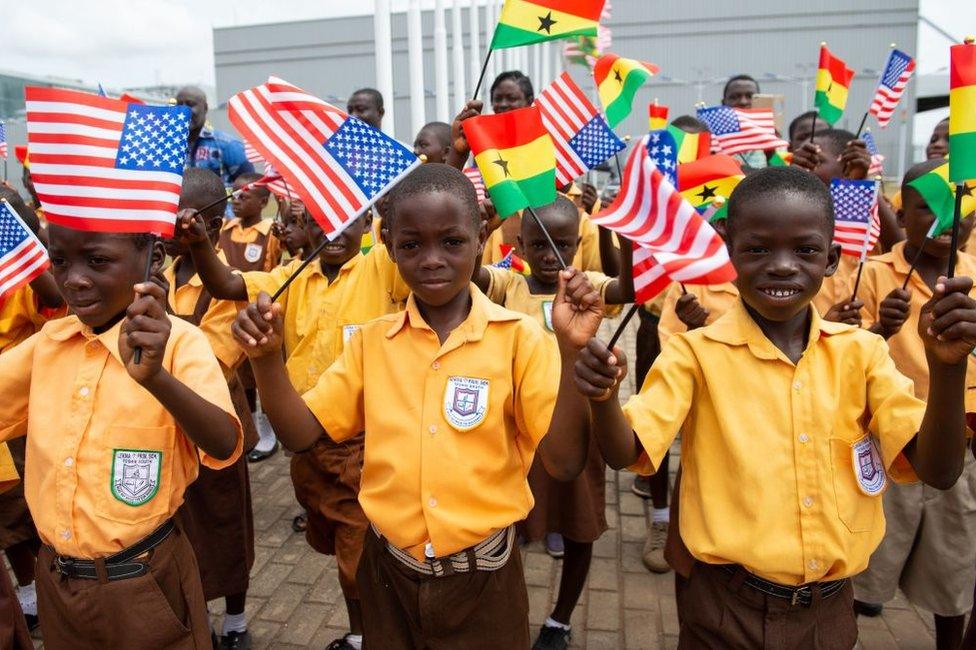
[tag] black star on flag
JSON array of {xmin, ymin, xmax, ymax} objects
[
  {"xmin": 614, "ymin": 68, "xmax": 623, "ymax": 83},
  {"xmin": 493, "ymin": 156, "xmax": 511, "ymax": 177},
  {"xmin": 697, "ymin": 185, "xmax": 717, "ymax": 201},
  {"xmin": 537, "ymin": 11, "xmax": 557, "ymax": 34},
  {"xmin": 960, "ymin": 183, "xmax": 974, "ymax": 198}
]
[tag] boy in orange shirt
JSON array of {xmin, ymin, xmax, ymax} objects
[
  {"xmin": 233, "ymin": 163, "xmax": 600, "ymax": 648},
  {"xmin": 574, "ymin": 167, "xmax": 976, "ymax": 647},
  {"xmin": 0, "ymin": 225, "xmax": 242, "ymax": 649}
]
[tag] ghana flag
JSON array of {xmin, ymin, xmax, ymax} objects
[
  {"xmin": 678, "ymin": 154, "xmax": 744, "ymax": 222},
  {"xmin": 908, "ymin": 161, "xmax": 976, "ymax": 237},
  {"xmin": 815, "ymin": 44, "xmax": 855, "ymax": 125},
  {"xmin": 949, "ymin": 38, "xmax": 976, "ymax": 183},
  {"xmin": 462, "ymin": 106, "xmax": 557, "ymax": 218},
  {"xmin": 594, "ymin": 54, "xmax": 660, "ymax": 128},
  {"xmin": 667, "ymin": 124, "xmax": 711, "ymax": 164},
  {"xmin": 649, "ymin": 103, "xmax": 669, "ymax": 130},
  {"xmin": 491, "ymin": 0, "xmax": 605, "ymax": 50}
]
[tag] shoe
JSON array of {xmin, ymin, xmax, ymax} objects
[
  {"xmin": 545, "ymin": 533, "xmax": 564, "ymax": 559},
  {"xmin": 631, "ymin": 475, "xmax": 652, "ymax": 499},
  {"xmin": 325, "ymin": 635, "xmax": 356, "ymax": 649},
  {"xmin": 853, "ymin": 599, "xmax": 884, "ymax": 617},
  {"xmin": 247, "ymin": 440, "xmax": 279, "ymax": 463},
  {"xmin": 24, "ymin": 613, "xmax": 39, "ymax": 631},
  {"xmin": 219, "ymin": 630, "xmax": 252, "ymax": 649},
  {"xmin": 533, "ymin": 624, "xmax": 571, "ymax": 650},
  {"xmin": 642, "ymin": 521, "xmax": 671, "ymax": 573}
]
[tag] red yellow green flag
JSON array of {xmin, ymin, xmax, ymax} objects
[
  {"xmin": 768, "ymin": 150, "xmax": 793, "ymax": 167},
  {"xmin": 678, "ymin": 154, "xmax": 745, "ymax": 222},
  {"xmin": 491, "ymin": 0, "xmax": 605, "ymax": 50},
  {"xmin": 462, "ymin": 106, "xmax": 557, "ymax": 218},
  {"xmin": 815, "ymin": 44, "xmax": 854, "ymax": 125},
  {"xmin": 594, "ymin": 54, "xmax": 659, "ymax": 128},
  {"xmin": 908, "ymin": 161, "xmax": 976, "ymax": 237},
  {"xmin": 649, "ymin": 103, "xmax": 669, "ymax": 130},
  {"xmin": 666, "ymin": 125, "xmax": 711, "ymax": 164},
  {"xmin": 949, "ymin": 38, "xmax": 976, "ymax": 183}
]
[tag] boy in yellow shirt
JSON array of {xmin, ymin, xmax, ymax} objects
[
  {"xmin": 574, "ymin": 166, "xmax": 976, "ymax": 648},
  {"xmin": 232, "ymin": 163, "xmax": 601, "ymax": 648}
]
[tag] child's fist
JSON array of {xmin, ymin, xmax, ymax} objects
[
  {"xmin": 790, "ymin": 141, "xmax": 826, "ymax": 172},
  {"xmin": 574, "ymin": 338, "xmax": 628, "ymax": 401},
  {"xmin": 119, "ymin": 281, "xmax": 171, "ymax": 383},
  {"xmin": 675, "ymin": 292, "xmax": 709, "ymax": 330},
  {"xmin": 232, "ymin": 292, "xmax": 284, "ymax": 358},
  {"xmin": 174, "ymin": 208, "xmax": 210, "ymax": 245},
  {"xmin": 552, "ymin": 268, "xmax": 604, "ymax": 351},
  {"xmin": 919, "ymin": 276, "xmax": 976, "ymax": 365},
  {"xmin": 581, "ymin": 182, "xmax": 599, "ymax": 214},
  {"xmin": 841, "ymin": 140, "xmax": 871, "ymax": 180},
  {"xmin": 878, "ymin": 288, "xmax": 911, "ymax": 338},
  {"xmin": 823, "ymin": 298, "xmax": 863, "ymax": 327},
  {"xmin": 452, "ymin": 100, "xmax": 484, "ymax": 157}
]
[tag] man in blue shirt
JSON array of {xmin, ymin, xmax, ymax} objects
[{"xmin": 176, "ymin": 86, "xmax": 254, "ymax": 185}]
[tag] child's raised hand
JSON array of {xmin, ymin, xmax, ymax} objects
[
  {"xmin": 790, "ymin": 141, "xmax": 826, "ymax": 172},
  {"xmin": 878, "ymin": 288, "xmax": 911, "ymax": 338},
  {"xmin": 232, "ymin": 291, "xmax": 284, "ymax": 358},
  {"xmin": 919, "ymin": 276, "xmax": 976, "ymax": 365},
  {"xmin": 823, "ymin": 298, "xmax": 863, "ymax": 327},
  {"xmin": 551, "ymin": 268, "xmax": 604, "ymax": 351},
  {"xmin": 119, "ymin": 281, "xmax": 172, "ymax": 384},
  {"xmin": 174, "ymin": 208, "xmax": 209, "ymax": 245},
  {"xmin": 581, "ymin": 182, "xmax": 599, "ymax": 214},
  {"xmin": 841, "ymin": 139, "xmax": 871, "ymax": 180},
  {"xmin": 574, "ymin": 338, "xmax": 628, "ymax": 401},
  {"xmin": 675, "ymin": 292, "xmax": 709, "ymax": 330},
  {"xmin": 451, "ymin": 100, "xmax": 484, "ymax": 158}
]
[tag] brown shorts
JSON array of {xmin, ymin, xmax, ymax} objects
[
  {"xmin": 357, "ymin": 530, "xmax": 530, "ymax": 649},
  {"xmin": 522, "ymin": 433, "xmax": 607, "ymax": 544},
  {"xmin": 179, "ymin": 452, "xmax": 255, "ymax": 601},
  {"xmin": 0, "ymin": 438, "xmax": 40, "ymax": 549},
  {"xmin": 290, "ymin": 434, "xmax": 368, "ymax": 599},
  {"xmin": 35, "ymin": 525, "xmax": 211, "ymax": 650},
  {"xmin": 0, "ymin": 558, "xmax": 32, "ymax": 649}
]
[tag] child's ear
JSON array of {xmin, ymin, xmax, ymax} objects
[
  {"xmin": 362, "ymin": 211, "xmax": 374, "ymax": 232},
  {"xmin": 824, "ymin": 242, "xmax": 841, "ymax": 278},
  {"xmin": 713, "ymin": 218, "xmax": 728, "ymax": 239},
  {"xmin": 149, "ymin": 239, "xmax": 166, "ymax": 275},
  {"xmin": 896, "ymin": 207, "xmax": 905, "ymax": 229},
  {"xmin": 478, "ymin": 220, "xmax": 489, "ymax": 258}
]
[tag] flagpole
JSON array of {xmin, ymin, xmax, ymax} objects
[
  {"xmin": 472, "ymin": 49, "xmax": 494, "ymax": 101},
  {"xmin": 606, "ymin": 303, "xmax": 639, "ymax": 350},
  {"xmin": 948, "ymin": 184, "xmax": 965, "ymax": 278},
  {"xmin": 902, "ymin": 239, "xmax": 927, "ymax": 291},
  {"xmin": 525, "ymin": 205, "xmax": 567, "ymax": 270},
  {"xmin": 132, "ymin": 234, "xmax": 157, "ymax": 365},
  {"xmin": 809, "ymin": 107, "xmax": 819, "ymax": 145},
  {"xmin": 854, "ymin": 111, "xmax": 868, "ymax": 138},
  {"xmin": 850, "ymin": 261, "xmax": 866, "ymax": 300}
]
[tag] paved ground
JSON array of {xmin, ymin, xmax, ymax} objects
[{"xmin": 16, "ymin": 314, "xmax": 952, "ymax": 648}]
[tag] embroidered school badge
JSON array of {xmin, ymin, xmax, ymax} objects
[
  {"xmin": 111, "ymin": 449, "xmax": 162, "ymax": 506},
  {"xmin": 542, "ymin": 300, "xmax": 554, "ymax": 331},
  {"xmin": 342, "ymin": 324, "xmax": 360, "ymax": 343},
  {"xmin": 244, "ymin": 243, "xmax": 263, "ymax": 263},
  {"xmin": 851, "ymin": 437, "xmax": 886, "ymax": 496},
  {"xmin": 443, "ymin": 376, "xmax": 489, "ymax": 431}
]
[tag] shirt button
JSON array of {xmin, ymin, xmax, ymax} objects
[
  {"xmin": 78, "ymin": 386, "xmax": 90, "ymax": 397},
  {"xmin": 60, "ymin": 529, "xmax": 71, "ymax": 540},
  {"xmin": 803, "ymin": 496, "xmax": 814, "ymax": 508},
  {"xmin": 799, "ymin": 434, "xmax": 810, "ymax": 444},
  {"xmin": 432, "ymin": 361, "xmax": 440, "ymax": 370},
  {"xmin": 808, "ymin": 559, "xmax": 818, "ymax": 570},
  {"xmin": 64, "ymin": 457, "xmax": 74, "ymax": 468},
  {"xmin": 428, "ymin": 497, "xmax": 438, "ymax": 508},
  {"xmin": 428, "ymin": 425, "xmax": 437, "ymax": 434},
  {"xmin": 793, "ymin": 381, "xmax": 802, "ymax": 391}
]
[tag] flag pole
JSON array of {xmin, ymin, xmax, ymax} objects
[
  {"xmin": 854, "ymin": 111, "xmax": 868, "ymax": 138},
  {"xmin": 606, "ymin": 303, "xmax": 639, "ymax": 350},
  {"xmin": 809, "ymin": 106, "xmax": 819, "ymax": 145},
  {"xmin": 948, "ymin": 184, "xmax": 965, "ymax": 278},
  {"xmin": 525, "ymin": 204, "xmax": 568, "ymax": 270},
  {"xmin": 902, "ymin": 239, "xmax": 927, "ymax": 291},
  {"xmin": 132, "ymin": 234, "xmax": 157, "ymax": 365},
  {"xmin": 472, "ymin": 49, "xmax": 494, "ymax": 102},
  {"xmin": 850, "ymin": 261, "xmax": 866, "ymax": 300}
]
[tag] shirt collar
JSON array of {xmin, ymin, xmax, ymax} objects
[
  {"xmin": 385, "ymin": 283, "xmax": 520, "ymax": 340},
  {"xmin": 43, "ymin": 315, "xmax": 127, "ymax": 365}
]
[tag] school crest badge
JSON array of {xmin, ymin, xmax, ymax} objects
[
  {"xmin": 443, "ymin": 376, "xmax": 489, "ymax": 430},
  {"xmin": 541, "ymin": 300, "xmax": 554, "ymax": 331},
  {"xmin": 851, "ymin": 437, "xmax": 886, "ymax": 496},
  {"xmin": 244, "ymin": 243, "xmax": 263, "ymax": 263},
  {"xmin": 342, "ymin": 324, "xmax": 360, "ymax": 343},
  {"xmin": 111, "ymin": 449, "xmax": 162, "ymax": 506}
]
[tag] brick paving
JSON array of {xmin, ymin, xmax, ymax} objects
[{"xmin": 16, "ymin": 314, "xmax": 948, "ymax": 648}]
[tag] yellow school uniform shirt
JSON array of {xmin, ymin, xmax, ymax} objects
[
  {"xmin": 624, "ymin": 299, "xmax": 925, "ymax": 586},
  {"xmin": 858, "ymin": 242, "xmax": 976, "ymax": 402},
  {"xmin": 0, "ymin": 285, "xmax": 64, "ymax": 354},
  {"xmin": 243, "ymin": 245, "xmax": 408, "ymax": 393},
  {"xmin": 815, "ymin": 254, "xmax": 859, "ymax": 317},
  {"xmin": 219, "ymin": 218, "xmax": 282, "ymax": 272},
  {"xmin": 0, "ymin": 316, "xmax": 243, "ymax": 558},
  {"xmin": 302, "ymin": 285, "xmax": 560, "ymax": 560},
  {"xmin": 481, "ymin": 213, "xmax": 603, "ymax": 272}
]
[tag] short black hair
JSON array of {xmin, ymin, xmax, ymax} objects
[
  {"xmin": 817, "ymin": 128, "xmax": 857, "ymax": 157},
  {"xmin": 491, "ymin": 71, "xmax": 534, "ymax": 105},
  {"xmin": 537, "ymin": 195, "xmax": 580, "ymax": 225},
  {"xmin": 726, "ymin": 166, "xmax": 833, "ymax": 240},
  {"xmin": 788, "ymin": 110, "xmax": 819, "ymax": 140},
  {"xmin": 419, "ymin": 121, "xmax": 452, "ymax": 148},
  {"xmin": 180, "ymin": 167, "xmax": 229, "ymax": 219},
  {"xmin": 350, "ymin": 88, "xmax": 383, "ymax": 110},
  {"xmin": 236, "ymin": 171, "xmax": 270, "ymax": 199},
  {"xmin": 722, "ymin": 74, "xmax": 759, "ymax": 100},
  {"xmin": 386, "ymin": 163, "xmax": 479, "ymax": 232},
  {"xmin": 671, "ymin": 115, "xmax": 708, "ymax": 133},
  {"xmin": 0, "ymin": 186, "xmax": 39, "ymax": 233}
]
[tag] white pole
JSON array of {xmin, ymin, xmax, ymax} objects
[
  {"xmin": 484, "ymin": 0, "xmax": 497, "ymax": 106},
  {"xmin": 434, "ymin": 0, "xmax": 450, "ymax": 122},
  {"xmin": 373, "ymin": 0, "xmax": 395, "ymax": 137},
  {"xmin": 897, "ymin": 108, "xmax": 909, "ymax": 179},
  {"xmin": 532, "ymin": 44, "xmax": 542, "ymax": 90},
  {"xmin": 468, "ymin": 0, "xmax": 481, "ymax": 100},
  {"xmin": 541, "ymin": 41, "xmax": 552, "ymax": 87},
  {"xmin": 452, "ymin": 0, "xmax": 467, "ymax": 111},
  {"xmin": 407, "ymin": 0, "xmax": 426, "ymax": 137}
]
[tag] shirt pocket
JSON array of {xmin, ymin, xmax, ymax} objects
[
  {"xmin": 829, "ymin": 437, "xmax": 883, "ymax": 534},
  {"xmin": 94, "ymin": 426, "xmax": 175, "ymax": 525}
]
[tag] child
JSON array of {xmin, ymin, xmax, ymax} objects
[
  {"xmin": 165, "ymin": 168, "xmax": 259, "ymax": 649},
  {"xmin": 413, "ymin": 121, "xmax": 452, "ymax": 164},
  {"xmin": 0, "ymin": 226, "xmax": 242, "ymax": 649},
  {"xmin": 852, "ymin": 158, "xmax": 976, "ymax": 649},
  {"xmin": 474, "ymin": 195, "xmax": 632, "ymax": 649},
  {"xmin": 574, "ymin": 166, "xmax": 976, "ymax": 648},
  {"xmin": 271, "ymin": 203, "xmax": 310, "ymax": 261},
  {"xmin": 175, "ymin": 193, "xmax": 407, "ymax": 650},
  {"xmin": 233, "ymin": 163, "xmax": 600, "ymax": 648}
]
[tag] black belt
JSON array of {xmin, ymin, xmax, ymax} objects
[
  {"xmin": 54, "ymin": 519, "xmax": 174, "ymax": 582},
  {"xmin": 721, "ymin": 564, "xmax": 847, "ymax": 607}
]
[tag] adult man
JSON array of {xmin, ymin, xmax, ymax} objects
[
  {"xmin": 346, "ymin": 88, "xmax": 385, "ymax": 130},
  {"xmin": 176, "ymin": 86, "xmax": 254, "ymax": 186}
]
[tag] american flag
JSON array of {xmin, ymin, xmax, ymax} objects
[
  {"xmin": 564, "ymin": 1, "xmax": 612, "ymax": 66},
  {"xmin": 259, "ymin": 164, "xmax": 298, "ymax": 200},
  {"xmin": 244, "ymin": 141, "xmax": 265, "ymax": 166},
  {"xmin": 0, "ymin": 199, "xmax": 49, "ymax": 300},
  {"xmin": 831, "ymin": 179, "xmax": 879, "ymax": 260},
  {"xmin": 25, "ymin": 86, "xmax": 190, "ymax": 236},
  {"xmin": 590, "ymin": 135, "xmax": 736, "ymax": 302},
  {"xmin": 862, "ymin": 130, "xmax": 885, "ymax": 177},
  {"xmin": 228, "ymin": 76, "xmax": 419, "ymax": 240},
  {"xmin": 463, "ymin": 167, "xmax": 486, "ymax": 204},
  {"xmin": 535, "ymin": 73, "xmax": 624, "ymax": 186},
  {"xmin": 868, "ymin": 49, "xmax": 915, "ymax": 129},
  {"xmin": 0, "ymin": 120, "xmax": 7, "ymax": 159},
  {"xmin": 696, "ymin": 106, "xmax": 788, "ymax": 156},
  {"xmin": 647, "ymin": 129, "xmax": 678, "ymax": 186}
]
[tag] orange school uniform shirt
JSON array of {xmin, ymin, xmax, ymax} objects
[
  {"xmin": 218, "ymin": 218, "xmax": 281, "ymax": 272},
  {"xmin": 243, "ymin": 245, "xmax": 407, "ymax": 393},
  {"xmin": 0, "ymin": 284, "xmax": 66, "ymax": 354},
  {"xmin": 624, "ymin": 300, "xmax": 926, "ymax": 586},
  {"xmin": 0, "ymin": 316, "xmax": 243, "ymax": 558},
  {"xmin": 302, "ymin": 285, "xmax": 560, "ymax": 561}
]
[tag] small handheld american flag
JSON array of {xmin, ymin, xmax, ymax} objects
[
  {"xmin": 0, "ymin": 120, "xmax": 7, "ymax": 159},
  {"xmin": 831, "ymin": 179, "xmax": 879, "ymax": 260},
  {"xmin": 696, "ymin": 106, "xmax": 788, "ymax": 156},
  {"xmin": 862, "ymin": 130, "xmax": 885, "ymax": 177},
  {"xmin": 868, "ymin": 48, "xmax": 915, "ymax": 129},
  {"xmin": 0, "ymin": 199, "xmax": 50, "ymax": 300},
  {"xmin": 463, "ymin": 167, "xmax": 487, "ymax": 204}
]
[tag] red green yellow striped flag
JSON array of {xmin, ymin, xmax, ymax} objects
[
  {"xmin": 649, "ymin": 103, "xmax": 668, "ymax": 130},
  {"xmin": 594, "ymin": 54, "xmax": 660, "ymax": 128},
  {"xmin": 678, "ymin": 154, "xmax": 745, "ymax": 222},
  {"xmin": 462, "ymin": 106, "xmax": 557, "ymax": 218},
  {"xmin": 491, "ymin": 0, "xmax": 605, "ymax": 50},
  {"xmin": 815, "ymin": 44, "xmax": 855, "ymax": 125},
  {"xmin": 949, "ymin": 38, "xmax": 976, "ymax": 183},
  {"xmin": 666, "ymin": 125, "xmax": 711, "ymax": 164},
  {"xmin": 908, "ymin": 161, "xmax": 976, "ymax": 237}
]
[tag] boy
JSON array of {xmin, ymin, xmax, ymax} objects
[
  {"xmin": 852, "ymin": 158, "xmax": 976, "ymax": 649},
  {"xmin": 175, "ymin": 193, "xmax": 407, "ymax": 650},
  {"xmin": 413, "ymin": 121, "xmax": 451, "ymax": 164},
  {"xmin": 574, "ymin": 166, "xmax": 976, "ymax": 648},
  {"xmin": 233, "ymin": 164, "xmax": 600, "ymax": 648},
  {"xmin": 0, "ymin": 226, "xmax": 242, "ymax": 649},
  {"xmin": 474, "ymin": 195, "xmax": 632, "ymax": 649},
  {"xmin": 271, "ymin": 202, "xmax": 310, "ymax": 262},
  {"xmin": 165, "ymin": 168, "xmax": 258, "ymax": 649}
]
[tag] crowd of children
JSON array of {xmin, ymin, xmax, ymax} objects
[{"xmin": 2, "ymin": 67, "xmax": 976, "ymax": 650}]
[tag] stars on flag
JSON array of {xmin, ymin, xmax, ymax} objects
[
  {"xmin": 537, "ymin": 11, "xmax": 557, "ymax": 33},
  {"xmin": 568, "ymin": 116, "xmax": 623, "ymax": 171},
  {"xmin": 325, "ymin": 117, "xmax": 413, "ymax": 195},
  {"xmin": 647, "ymin": 129, "xmax": 678, "ymax": 187},
  {"xmin": 493, "ymin": 155, "xmax": 511, "ymax": 177},
  {"xmin": 115, "ymin": 104, "xmax": 190, "ymax": 172}
]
